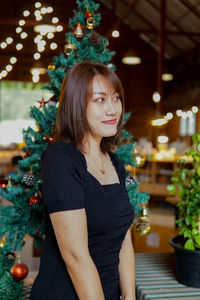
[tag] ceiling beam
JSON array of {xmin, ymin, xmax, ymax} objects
[
  {"xmin": 148, "ymin": 0, "xmax": 199, "ymax": 46},
  {"xmin": 105, "ymin": 0, "xmax": 140, "ymax": 38},
  {"xmin": 180, "ymin": 0, "xmax": 200, "ymax": 20}
]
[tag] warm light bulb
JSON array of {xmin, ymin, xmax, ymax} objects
[
  {"xmin": 32, "ymin": 74, "xmax": 39, "ymax": 83},
  {"xmin": 1, "ymin": 42, "xmax": 7, "ymax": 49},
  {"xmin": 35, "ymin": 2, "xmax": 41, "ymax": 8},
  {"xmin": 162, "ymin": 73, "xmax": 173, "ymax": 81},
  {"xmin": 19, "ymin": 20, "xmax": 25, "ymax": 26},
  {"xmin": 6, "ymin": 64, "xmax": 12, "ymax": 72},
  {"xmin": 50, "ymin": 42, "xmax": 57, "ymax": 49},
  {"xmin": 182, "ymin": 112, "xmax": 187, "ymax": 119},
  {"xmin": 47, "ymin": 32, "xmax": 54, "ymax": 39},
  {"xmin": 112, "ymin": 30, "xmax": 120, "ymax": 38},
  {"xmin": 192, "ymin": 106, "xmax": 198, "ymax": 113},
  {"xmin": 10, "ymin": 57, "xmax": 17, "ymax": 64},
  {"xmin": 166, "ymin": 112, "xmax": 173, "ymax": 120},
  {"xmin": 157, "ymin": 135, "xmax": 169, "ymax": 143},
  {"xmin": 34, "ymin": 10, "xmax": 41, "ymax": 16},
  {"xmin": 16, "ymin": 43, "xmax": 23, "ymax": 50},
  {"xmin": 16, "ymin": 27, "xmax": 22, "ymax": 33},
  {"xmin": 187, "ymin": 110, "xmax": 193, "ymax": 118},
  {"xmin": 6, "ymin": 37, "xmax": 13, "ymax": 44},
  {"xmin": 33, "ymin": 52, "xmax": 41, "ymax": 60},
  {"xmin": 152, "ymin": 91, "xmax": 161, "ymax": 103},
  {"xmin": 34, "ymin": 35, "xmax": 42, "ymax": 43},
  {"xmin": 56, "ymin": 25, "xmax": 63, "ymax": 32},
  {"xmin": 47, "ymin": 6, "xmax": 53, "ymax": 13},
  {"xmin": 1, "ymin": 70, "xmax": 8, "ymax": 77},
  {"xmin": 37, "ymin": 45, "xmax": 45, "ymax": 52},
  {"xmin": 176, "ymin": 109, "xmax": 182, "ymax": 117},
  {"xmin": 36, "ymin": 15, "xmax": 43, "ymax": 21},
  {"xmin": 23, "ymin": 10, "xmax": 30, "ymax": 17},
  {"xmin": 21, "ymin": 32, "xmax": 28, "ymax": 39},
  {"xmin": 52, "ymin": 17, "xmax": 59, "ymax": 24},
  {"xmin": 41, "ymin": 7, "xmax": 47, "ymax": 14}
]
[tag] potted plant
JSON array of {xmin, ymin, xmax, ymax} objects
[{"xmin": 167, "ymin": 132, "xmax": 200, "ymax": 288}]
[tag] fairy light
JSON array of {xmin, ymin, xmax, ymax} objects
[
  {"xmin": 52, "ymin": 17, "xmax": 59, "ymax": 24},
  {"xmin": 16, "ymin": 43, "xmax": 23, "ymax": 50},
  {"xmin": 10, "ymin": 57, "xmax": 17, "ymax": 64},
  {"xmin": 50, "ymin": 42, "xmax": 57, "ymax": 49},
  {"xmin": 2, "ymin": 70, "xmax": 8, "ymax": 77},
  {"xmin": 1, "ymin": 42, "xmax": 7, "ymax": 49},
  {"xmin": 40, "ymin": 7, "xmax": 47, "ymax": 14},
  {"xmin": 0, "ymin": 74, "xmax": 2, "ymax": 80},
  {"xmin": 19, "ymin": 20, "xmax": 25, "ymax": 26},
  {"xmin": 165, "ymin": 112, "xmax": 173, "ymax": 120},
  {"xmin": 6, "ymin": 64, "xmax": 13, "ymax": 72},
  {"xmin": 33, "ymin": 52, "xmax": 41, "ymax": 60},
  {"xmin": 34, "ymin": 35, "xmax": 42, "ymax": 43},
  {"xmin": 16, "ymin": 27, "xmax": 22, "ymax": 33},
  {"xmin": 112, "ymin": 30, "xmax": 120, "ymax": 38},
  {"xmin": 35, "ymin": 2, "xmax": 42, "ymax": 8},
  {"xmin": 56, "ymin": 25, "xmax": 63, "ymax": 32},
  {"xmin": 21, "ymin": 32, "xmax": 28, "ymax": 39},
  {"xmin": 34, "ymin": 10, "xmax": 41, "ymax": 17},
  {"xmin": 47, "ymin": 32, "xmax": 54, "ymax": 39},
  {"xmin": 23, "ymin": 10, "xmax": 30, "ymax": 17},
  {"xmin": 47, "ymin": 6, "xmax": 53, "ymax": 13},
  {"xmin": 6, "ymin": 37, "xmax": 13, "ymax": 44},
  {"xmin": 192, "ymin": 106, "xmax": 198, "ymax": 113}
]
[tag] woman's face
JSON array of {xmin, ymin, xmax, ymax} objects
[{"xmin": 86, "ymin": 75, "xmax": 122, "ymax": 141}]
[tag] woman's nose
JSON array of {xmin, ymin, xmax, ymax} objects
[{"xmin": 105, "ymin": 99, "xmax": 116, "ymax": 115}]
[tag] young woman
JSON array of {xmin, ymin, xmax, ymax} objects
[{"xmin": 30, "ymin": 61, "xmax": 135, "ymax": 300}]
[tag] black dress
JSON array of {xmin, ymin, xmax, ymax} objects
[{"xmin": 30, "ymin": 142, "xmax": 134, "ymax": 300}]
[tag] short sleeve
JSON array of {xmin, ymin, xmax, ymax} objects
[{"xmin": 40, "ymin": 142, "xmax": 85, "ymax": 214}]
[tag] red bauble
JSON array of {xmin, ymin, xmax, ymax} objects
[
  {"xmin": 85, "ymin": 11, "xmax": 92, "ymax": 19},
  {"xmin": 36, "ymin": 229, "xmax": 40, "ymax": 234},
  {"xmin": 10, "ymin": 263, "xmax": 28, "ymax": 281},
  {"xmin": 0, "ymin": 178, "xmax": 8, "ymax": 189},
  {"xmin": 29, "ymin": 196, "xmax": 39, "ymax": 207}
]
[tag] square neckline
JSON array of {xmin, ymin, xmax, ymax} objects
[{"xmin": 79, "ymin": 151, "xmax": 121, "ymax": 187}]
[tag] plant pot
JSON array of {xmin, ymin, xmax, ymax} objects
[{"xmin": 170, "ymin": 235, "xmax": 200, "ymax": 288}]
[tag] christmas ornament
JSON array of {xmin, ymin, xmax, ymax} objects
[
  {"xmin": 89, "ymin": 32, "xmax": 101, "ymax": 45},
  {"xmin": 136, "ymin": 206, "xmax": 151, "ymax": 236},
  {"xmin": 48, "ymin": 95, "xmax": 58, "ymax": 106},
  {"xmin": 126, "ymin": 176, "xmax": 137, "ymax": 187},
  {"xmin": 36, "ymin": 229, "xmax": 40, "ymax": 234},
  {"xmin": 10, "ymin": 263, "xmax": 28, "ymax": 281},
  {"xmin": 132, "ymin": 150, "xmax": 146, "ymax": 167},
  {"xmin": 0, "ymin": 237, "xmax": 6, "ymax": 248},
  {"xmin": 0, "ymin": 178, "xmax": 8, "ymax": 189},
  {"xmin": 85, "ymin": 10, "xmax": 92, "ymax": 19},
  {"xmin": 48, "ymin": 63, "xmax": 55, "ymax": 71},
  {"xmin": 23, "ymin": 172, "xmax": 35, "ymax": 186},
  {"xmin": 37, "ymin": 97, "xmax": 48, "ymax": 108},
  {"xmin": 29, "ymin": 195, "xmax": 40, "ymax": 207},
  {"xmin": 24, "ymin": 150, "xmax": 31, "ymax": 158},
  {"xmin": 64, "ymin": 42, "xmax": 76, "ymax": 56},
  {"xmin": 74, "ymin": 23, "xmax": 83, "ymax": 38},
  {"xmin": 43, "ymin": 129, "xmax": 54, "ymax": 144},
  {"xmin": 86, "ymin": 16, "xmax": 95, "ymax": 29}
]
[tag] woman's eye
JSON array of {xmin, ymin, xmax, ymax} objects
[
  {"xmin": 96, "ymin": 98, "xmax": 104, "ymax": 102},
  {"xmin": 113, "ymin": 96, "xmax": 120, "ymax": 101}
]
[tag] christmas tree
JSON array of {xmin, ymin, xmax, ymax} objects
[{"xmin": 0, "ymin": 0, "xmax": 149, "ymax": 298}]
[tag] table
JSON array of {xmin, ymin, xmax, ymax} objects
[{"xmin": 136, "ymin": 252, "xmax": 200, "ymax": 300}]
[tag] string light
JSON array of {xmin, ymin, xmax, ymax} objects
[
  {"xmin": 23, "ymin": 10, "xmax": 30, "ymax": 17},
  {"xmin": 33, "ymin": 52, "xmax": 41, "ymax": 60},
  {"xmin": 112, "ymin": 30, "xmax": 120, "ymax": 38},
  {"xmin": 50, "ymin": 42, "xmax": 57, "ymax": 50},
  {"xmin": 40, "ymin": 7, "xmax": 47, "ymax": 14},
  {"xmin": 21, "ymin": 32, "xmax": 28, "ymax": 39},
  {"xmin": 10, "ymin": 57, "xmax": 17, "ymax": 64},
  {"xmin": 56, "ymin": 25, "xmax": 63, "ymax": 32},
  {"xmin": 35, "ymin": 2, "xmax": 42, "ymax": 8},
  {"xmin": 47, "ymin": 32, "xmax": 54, "ymax": 39},
  {"xmin": 192, "ymin": 106, "xmax": 198, "ymax": 113},
  {"xmin": 165, "ymin": 112, "xmax": 173, "ymax": 120},
  {"xmin": 6, "ymin": 37, "xmax": 13, "ymax": 44},
  {"xmin": 47, "ymin": 6, "xmax": 53, "ymax": 13},
  {"xmin": 16, "ymin": 27, "xmax": 22, "ymax": 33},
  {"xmin": 152, "ymin": 91, "xmax": 161, "ymax": 103},
  {"xmin": 1, "ymin": 70, "xmax": 8, "ymax": 77},
  {"xmin": 19, "ymin": 20, "xmax": 25, "ymax": 26},
  {"xmin": 16, "ymin": 43, "xmax": 23, "ymax": 50},
  {"xmin": 6, "ymin": 65, "xmax": 12, "ymax": 72},
  {"xmin": 0, "ymin": 42, "xmax": 7, "ymax": 49},
  {"xmin": 52, "ymin": 17, "xmax": 59, "ymax": 24}
]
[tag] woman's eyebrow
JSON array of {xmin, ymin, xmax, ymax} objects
[{"xmin": 93, "ymin": 91, "xmax": 118, "ymax": 95}]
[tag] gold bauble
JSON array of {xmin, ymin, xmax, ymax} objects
[
  {"xmin": 135, "ymin": 207, "xmax": 151, "ymax": 236},
  {"xmin": 48, "ymin": 63, "xmax": 55, "ymax": 71},
  {"xmin": 64, "ymin": 42, "xmax": 75, "ymax": 56},
  {"xmin": 0, "ymin": 237, "xmax": 6, "ymax": 248},
  {"xmin": 132, "ymin": 151, "xmax": 146, "ymax": 167},
  {"xmin": 86, "ymin": 16, "xmax": 95, "ymax": 29}
]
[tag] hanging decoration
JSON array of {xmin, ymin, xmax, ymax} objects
[
  {"xmin": 89, "ymin": 32, "xmax": 101, "ymax": 45},
  {"xmin": 37, "ymin": 97, "xmax": 48, "ymax": 108},
  {"xmin": 73, "ymin": 23, "xmax": 84, "ymax": 38},
  {"xmin": 136, "ymin": 206, "xmax": 151, "ymax": 236},
  {"xmin": 10, "ymin": 263, "xmax": 29, "ymax": 281},
  {"xmin": 86, "ymin": 16, "xmax": 95, "ymax": 30},
  {"xmin": 23, "ymin": 171, "xmax": 35, "ymax": 186},
  {"xmin": 48, "ymin": 62, "xmax": 55, "ymax": 71},
  {"xmin": 64, "ymin": 42, "xmax": 76, "ymax": 56},
  {"xmin": 0, "ymin": 178, "xmax": 8, "ymax": 189},
  {"xmin": 0, "ymin": 237, "xmax": 6, "ymax": 248},
  {"xmin": 29, "ymin": 195, "xmax": 40, "ymax": 207}
]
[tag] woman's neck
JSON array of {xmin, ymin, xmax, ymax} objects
[{"xmin": 83, "ymin": 134, "xmax": 103, "ymax": 157}]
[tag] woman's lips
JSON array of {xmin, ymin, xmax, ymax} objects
[{"xmin": 102, "ymin": 119, "xmax": 117, "ymax": 125}]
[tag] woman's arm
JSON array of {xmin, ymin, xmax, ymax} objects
[
  {"xmin": 118, "ymin": 228, "xmax": 136, "ymax": 300},
  {"xmin": 50, "ymin": 209, "xmax": 105, "ymax": 300}
]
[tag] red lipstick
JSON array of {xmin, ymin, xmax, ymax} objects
[{"xmin": 102, "ymin": 119, "xmax": 118, "ymax": 125}]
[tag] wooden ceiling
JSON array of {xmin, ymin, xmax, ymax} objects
[{"xmin": 0, "ymin": 0, "xmax": 200, "ymax": 109}]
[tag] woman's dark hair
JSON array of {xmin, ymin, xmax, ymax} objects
[{"xmin": 55, "ymin": 61, "xmax": 125, "ymax": 153}]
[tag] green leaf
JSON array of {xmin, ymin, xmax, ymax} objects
[
  {"xmin": 185, "ymin": 215, "xmax": 192, "ymax": 225},
  {"xmin": 184, "ymin": 238, "xmax": 195, "ymax": 250},
  {"xmin": 197, "ymin": 165, "xmax": 200, "ymax": 176},
  {"xmin": 194, "ymin": 234, "xmax": 200, "ymax": 248},
  {"xmin": 167, "ymin": 184, "xmax": 175, "ymax": 194},
  {"xmin": 197, "ymin": 143, "xmax": 200, "ymax": 152}
]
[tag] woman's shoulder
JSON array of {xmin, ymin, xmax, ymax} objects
[{"xmin": 42, "ymin": 141, "xmax": 85, "ymax": 167}]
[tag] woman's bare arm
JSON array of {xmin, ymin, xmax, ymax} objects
[
  {"xmin": 118, "ymin": 228, "xmax": 136, "ymax": 300},
  {"xmin": 50, "ymin": 209, "xmax": 105, "ymax": 300}
]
